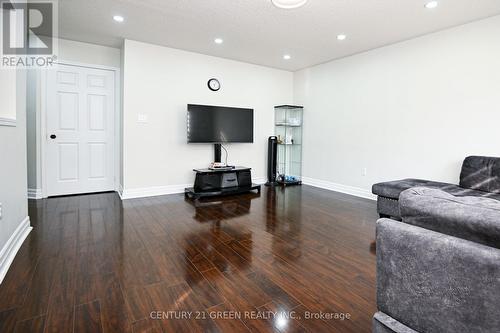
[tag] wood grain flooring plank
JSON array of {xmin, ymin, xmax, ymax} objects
[
  {"xmin": 44, "ymin": 254, "xmax": 77, "ymax": 333},
  {"xmin": 98, "ymin": 272, "xmax": 131, "ymax": 333},
  {"xmin": 74, "ymin": 300, "xmax": 103, "ymax": 333},
  {"xmin": 14, "ymin": 256, "xmax": 57, "ymax": 322},
  {"xmin": 13, "ymin": 314, "xmax": 46, "ymax": 333},
  {"xmin": 131, "ymin": 317, "xmax": 163, "ymax": 333},
  {"xmin": 207, "ymin": 302, "xmax": 251, "ymax": 333},
  {"xmin": 144, "ymin": 281, "xmax": 219, "ymax": 333},
  {"xmin": 0, "ymin": 308, "xmax": 18, "ymax": 332}
]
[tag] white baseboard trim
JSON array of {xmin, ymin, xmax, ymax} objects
[
  {"xmin": 120, "ymin": 184, "xmax": 191, "ymax": 200},
  {"xmin": 27, "ymin": 188, "xmax": 43, "ymax": 200},
  {"xmin": 302, "ymin": 177, "xmax": 376, "ymax": 201},
  {"xmin": 117, "ymin": 184, "xmax": 124, "ymax": 200},
  {"xmin": 0, "ymin": 216, "xmax": 32, "ymax": 284},
  {"xmin": 252, "ymin": 177, "xmax": 266, "ymax": 185}
]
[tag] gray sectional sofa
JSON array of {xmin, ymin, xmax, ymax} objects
[
  {"xmin": 372, "ymin": 156, "xmax": 500, "ymax": 332},
  {"xmin": 373, "ymin": 187, "xmax": 500, "ymax": 333},
  {"xmin": 372, "ymin": 156, "xmax": 500, "ymax": 219}
]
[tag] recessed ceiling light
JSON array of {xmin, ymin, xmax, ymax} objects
[
  {"xmin": 337, "ymin": 34, "xmax": 347, "ymax": 41},
  {"xmin": 283, "ymin": 54, "xmax": 291, "ymax": 60},
  {"xmin": 214, "ymin": 38, "xmax": 224, "ymax": 44},
  {"xmin": 113, "ymin": 15, "xmax": 124, "ymax": 22},
  {"xmin": 425, "ymin": 1, "xmax": 438, "ymax": 9},
  {"xmin": 272, "ymin": 0, "xmax": 308, "ymax": 9}
]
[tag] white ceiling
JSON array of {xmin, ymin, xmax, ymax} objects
[{"xmin": 59, "ymin": 0, "xmax": 500, "ymax": 71}]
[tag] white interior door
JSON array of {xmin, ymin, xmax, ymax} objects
[{"xmin": 46, "ymin": 64, "xmax": 115, "ymax": 196}]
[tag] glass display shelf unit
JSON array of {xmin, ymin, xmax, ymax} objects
[{"xmin": 274, "ymin": 105, "xmax": 303, "ymax": 186}]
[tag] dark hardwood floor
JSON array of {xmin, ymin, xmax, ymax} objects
[{"xmin": 0, "ymin": 185, "xmax": 378, "ymax": 332}]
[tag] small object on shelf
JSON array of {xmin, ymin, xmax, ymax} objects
[
  {"xmin": 209, "ymin": 162, "xmax": 233, "ymax": 170},
  {"xmin": 274, "ymin": 105, "xmax": 303, "ymax": 187},
  {"xmin": 276, "ymin": 174, "xmax": 302, "ymax": 186}
]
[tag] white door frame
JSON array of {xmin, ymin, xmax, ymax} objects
[{"xmin": 40, "ymin": 60, "xmax": 121, "ymax": 198}]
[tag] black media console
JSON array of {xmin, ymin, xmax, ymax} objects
[{"xmin": 184, "ymin": 166, "xmax": 261, "ymax": 200}]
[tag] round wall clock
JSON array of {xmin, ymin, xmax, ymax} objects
[{"xmin": 207, "ymin": 78, "xmax": 221, "ymax": 91}]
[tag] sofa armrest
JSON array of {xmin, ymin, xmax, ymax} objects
[
  {"xmin": 399, "ymin": 187, "xmax": 500, "ymax": 249},
  {"xmin": 376, "ymin": 218, "xmax": 500, "ymax": 333}
]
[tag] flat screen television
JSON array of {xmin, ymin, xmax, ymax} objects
[{"xmin": 187, "ymin": 104, "xmax": 254, "ymax": 143}]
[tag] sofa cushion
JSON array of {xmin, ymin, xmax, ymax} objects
[
  {"xmin": 373, "ymin": 178, "xmax": 500, "ymax": 202},
  {"xmin": 376, "ymin": 218, "xmax": 500, "ymax": 333},
  {"xmin": 460, "ymin": 156, "xmax": 500, "ymax": 194},
  {"xmin": 400, "ymin": 187, "xmax": 500, "ymax": 248},
  {"xmin": 439, "ymin": 184, "xmax": 500, "ymax": 200},
  {"xmin": 372, "ymin": 179, "xmax": 454, "ymax": 199}
]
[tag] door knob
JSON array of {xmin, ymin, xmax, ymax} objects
[{"xmin": 50, "ymin": 134, "xmax": 57, "ymax": 139}]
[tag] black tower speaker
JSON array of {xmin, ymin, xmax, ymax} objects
[
  {"xmin": 265, "ymin": 136, "xmax": 278, "ymax": 186},
  {"xmin": 214, "ymin": 143, "xmax": 222, "ymax": 163}
]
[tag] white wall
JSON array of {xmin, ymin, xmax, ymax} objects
[
  {"xmin": 122, "ymin": 40, "xmax": 293, "ymax": 194},
  {"xmin": 26, "ymin": 39, "xmax": 121, "ymax": 193},
  {"xmin": 0, "ymin": 69, "xmax": 30, "ymax": 281},
  {"xmin": 26, "ymin": 70, "xmax": 38, "ymax": 190},
  {"xmin": 58, "ymin": 39, "xmax": 121, "ymax": 68},
  {"xmin": 294, "ymin": 15, "xmax": 500, "ymax": 197},
  {"xmin": 0, "ymin": 70, "xmax": 16, "ymax": 121}
]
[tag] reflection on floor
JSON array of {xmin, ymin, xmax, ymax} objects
[{"xmin": 0, "ymin": 185, "xmax": 377, "ymax": 332}]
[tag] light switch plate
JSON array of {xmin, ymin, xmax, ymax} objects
[
  {"xmin": 137, "ymin": 114, "xmax": 148, "ymax": 123},
  {"xmin": 0, "ymin": 202, "xmax": 3, "ymax": 219}
]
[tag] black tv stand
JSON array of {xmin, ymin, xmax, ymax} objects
[{"xmin": 185, "ymin": 166, "xmax": 261, "ymax": 200}]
